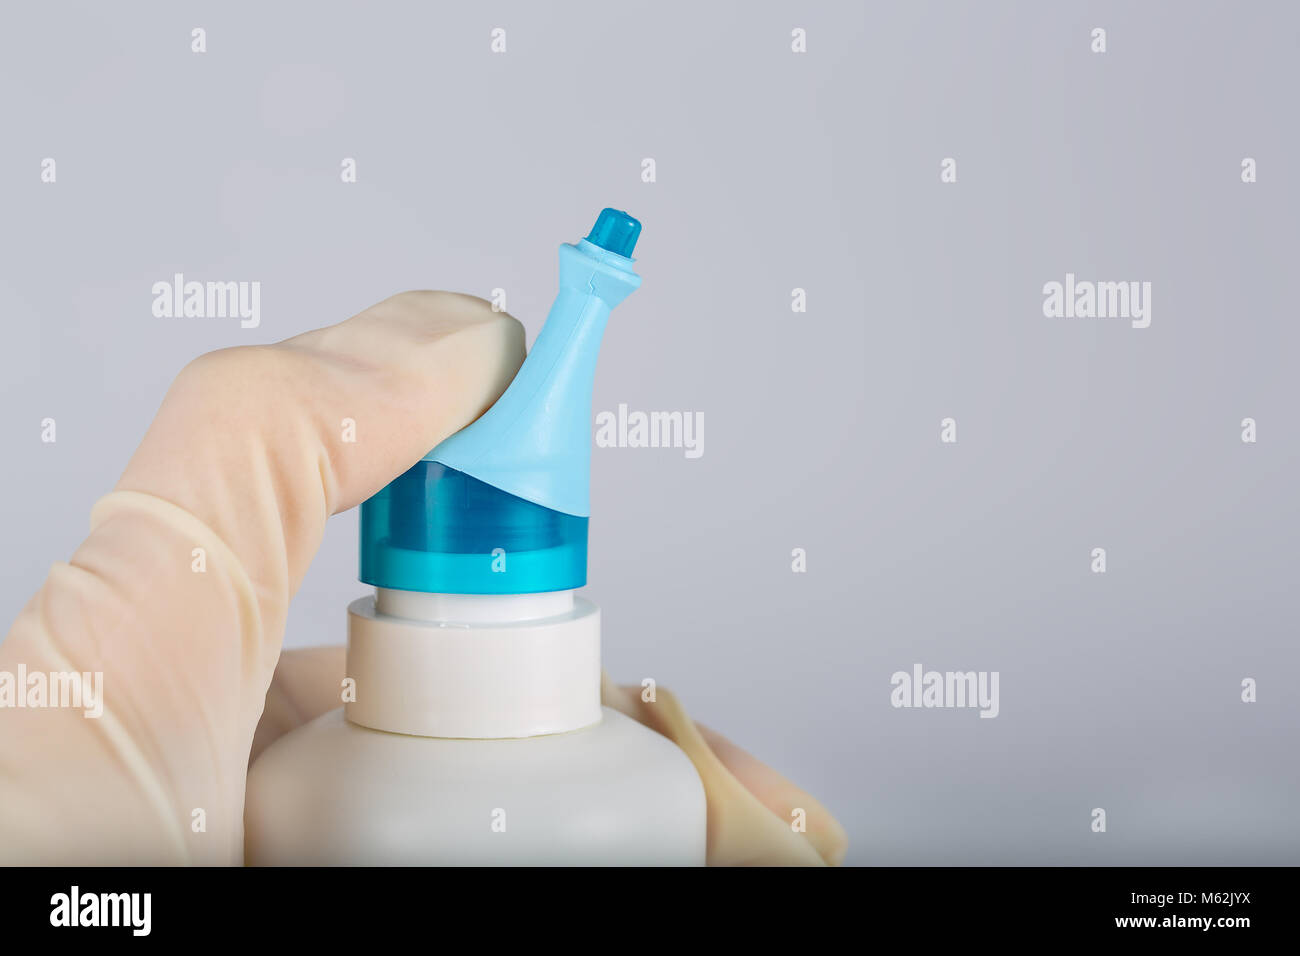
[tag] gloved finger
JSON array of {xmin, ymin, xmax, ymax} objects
[
  {"xmin": 601, "ymin": 675, "xmax": 849, "ymax": 866},
  {"xmin": 118, "ymin": 291, "xmax": 525, "ymax": 592},
  {"xmin": 693, "ymin": 721, "xmax": 848, "ymax": 866},
  {"xmin": 249, "ymin": 647, "xmax": 349, "ymax": 764},
  {"xmin": 0, "ymin": 292, "xmax": 524, "ymax": 864}
]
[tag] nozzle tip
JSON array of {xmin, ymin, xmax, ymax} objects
[{"xmin": 585, "ymin": 208, "xmax": 641, "ymax": 258}]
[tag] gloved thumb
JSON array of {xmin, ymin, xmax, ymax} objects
[{"xmin": 0, "ymin": 291, "xmax": 524, "ymax": 863}]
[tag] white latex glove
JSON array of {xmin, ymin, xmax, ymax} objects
[{"xmin": 0, "ymin": 291, "xmax": 847, "ymax": 866}]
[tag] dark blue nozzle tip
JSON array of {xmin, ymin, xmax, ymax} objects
[{"xmin": 585, "ymin": 208, "xmax": 641, "ymax": 258}]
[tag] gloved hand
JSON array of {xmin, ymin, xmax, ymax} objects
[{"xmin": 0, "ymin": 291, "xmax": 847, "ymax": 866}]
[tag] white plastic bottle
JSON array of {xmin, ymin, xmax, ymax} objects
[{"xmin": 245, "ymin": 210, "xmax": 707, "ymax": 865}]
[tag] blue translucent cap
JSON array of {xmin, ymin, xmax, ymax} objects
[
  {"xmin": 585, "ymin": 208, "xmax": 641, "ymax": 258},
  {"xmin": 359, "ymin": 209, "xmax": 643, "ymax": 594}
]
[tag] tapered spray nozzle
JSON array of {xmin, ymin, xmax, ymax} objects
[{"xmin": 359, "ymin": 209, "xmax": 643, "ymax": 594}]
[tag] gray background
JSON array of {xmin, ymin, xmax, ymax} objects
[{"xmin": 2, "ymin": 1, "xmax": 1297, "ymax": 865}]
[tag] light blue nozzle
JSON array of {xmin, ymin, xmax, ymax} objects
[{"xmin": 359, "ymin": 209, "xmax": 642, "ymax": 594}]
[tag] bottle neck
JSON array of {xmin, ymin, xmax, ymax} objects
[
  {"xmin": 374, "ymin": 587, "xmax": 575, "ymax": 624},
  {"xmin": 345, "ymin": 588, "xmax": 602, "ymax": 739}
]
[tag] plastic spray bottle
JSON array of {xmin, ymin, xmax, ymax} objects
[{"xmin": 245, "ymin": 209, "xmax": 708, "ymax": 865}]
